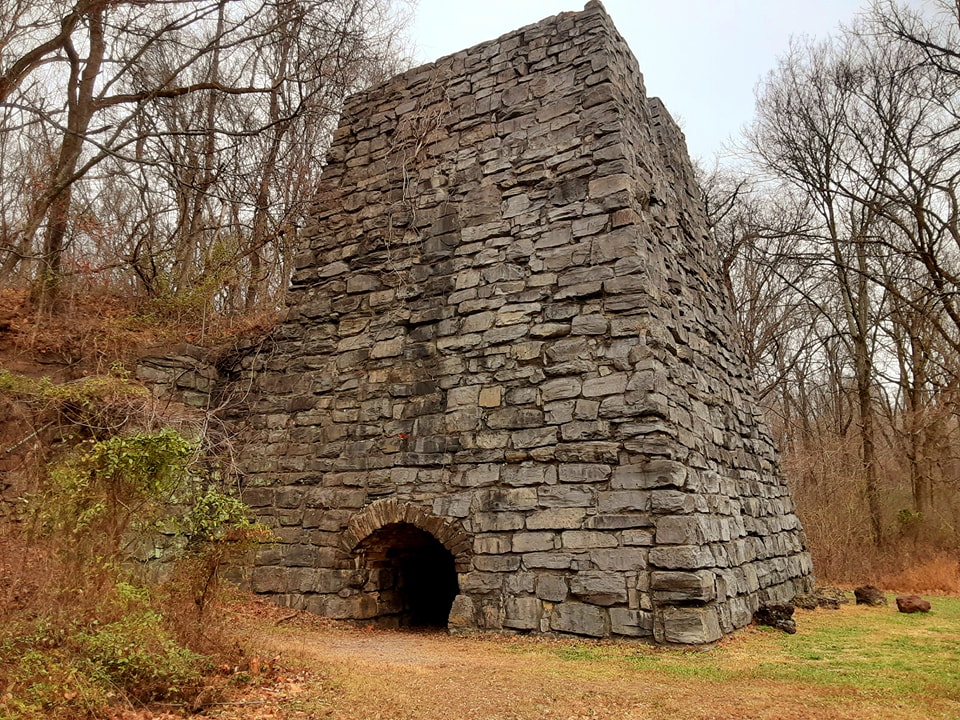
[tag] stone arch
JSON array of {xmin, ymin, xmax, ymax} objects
[
  {"xmin": 341, "ymin": 499, "xmax": 472, "ymax": 628},
  {"xmin": 340, "ymin": 498, "xmax": 472, "ymax": 572}
]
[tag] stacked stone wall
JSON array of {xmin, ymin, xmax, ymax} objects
[{"xmin": 233, "ymin": 0, "xmax": 813, "ymax": 643}]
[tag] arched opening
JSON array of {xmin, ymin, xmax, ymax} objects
[{"xmin": 355, "ymin": 522, "xmax": 459, "ymax": 628}]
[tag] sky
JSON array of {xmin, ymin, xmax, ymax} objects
[{"xmin": 407, "ymin": 0, "xmax": 869, "ymax": 163}]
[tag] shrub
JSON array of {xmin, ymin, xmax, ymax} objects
[{"xmin": 1, "ymin": 421, "xmax": 268, "ymax": 719}]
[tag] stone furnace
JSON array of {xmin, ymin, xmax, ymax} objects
[{"xmin": 236, "ymin": 1, "xmax": 813, "ymax": 644}]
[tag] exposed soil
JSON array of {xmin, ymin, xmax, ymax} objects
[{"xmin": 169, "ymin": 600, "xmax": 954, "ymax": 720}]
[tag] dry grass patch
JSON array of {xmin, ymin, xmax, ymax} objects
[
  {"xmin": 879, "ymin": 555, "xmax": 960, "ymax": 595},
  {"xmin": 212, "ymin": 595, "xmax": 960, "ymax": 720}
]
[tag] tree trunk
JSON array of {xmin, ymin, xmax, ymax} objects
[{"xmin": 31, "ymin": 10, "xmax": 105, "ymax": 310}]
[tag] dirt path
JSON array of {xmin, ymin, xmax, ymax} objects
[{"xmin": 197, "ymin": 607, "xmax": 952, "ymax": 720}]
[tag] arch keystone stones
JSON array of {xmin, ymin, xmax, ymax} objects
[
  {"xmin": 342, "ymin": 498, "xmax": 472, "ymax": 573},
  {"xmin": 235, "ymin": 1, "xmax": 813, "ymax": 643}
]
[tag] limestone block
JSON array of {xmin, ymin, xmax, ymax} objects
[
  {"xmin": 275, "ymin": 487, "xmax": 305, "ymax": 509},
  {"xmin": 505, "ymin": 572, "xmax": 537, "ymax": 594},
  {"xmin": 650, "ymin": 490, "xmax": 696, "ymax": 514},
  {"xmin": 253, "ymin": 547, "xmax": 282, "ymax": 567},
  {"xmin": 433, "ymin": 492, "xmax": 474, "ymax": 518},
  {"xmin": 241, "ymin": 487, "xmax": 275, "ymax": 508},
  {"xmin": 572, "ymin": 214, "xmax": 608, "ymax": 237},
  {"xmin": 486, "ymin": 408, "xmax": 544, "ymax": 429},
  {"xmin": 472, "ymin": 512, "xmax": 525, "ymax": 532},
  {"xmin": 610, "ymin": 607, "xmax": 653, "ymax": 636},
  {"xmin": 545, "ymin": 400, "xmax": 575, "ymax": 424},
  {"xmin": 560, "ymin": 420, "xmax": 609, "ymax": 441},
  {"xmin": 484, "ymin": 325, "xmax": 529, "ymax": 345},
  {"xmin": 656, "ymin": 515, "xmax": 714, "ymax": 545},
  {"xmin": 526, "ymin": 508, "xmax": 587, "ymax": 530},
  {"xmin": 448, "ymin": 594, "xmax": 478, "ymax": 630},
  {"xmin": 649, "ymin": 545, "xmax": 716, "ymax": 570},
  {"xmin": 475, "ymin": 555, "xmax": 522, "ymax": 572},
  {"xmin": 474, "ymin": 534, "xmax": 512, "ymax": 554},
  {"xmin": 612, "ymin": 460, "xmax": 687, "ymax": 490},
  {"xmin": 460, "ymin": 571, "xmax": 505, "ymax": 594},
  {"xmin": 506, "ymin": 387, "xmax": 538, "ymax": 406},
  {"xmin": 447, "ymin": 385, "xmax": 481, "ymax": 407},
  {"xmin": 512, "ymin": 531, "xmax": 557, "ymax": 553},
  {"xmin": 650, "ymin": 570, "xmax": 716, "ymax": 603},
  {"xmin": 479, "ymin": 386, "xmax": 503, "ymax": 407},
  {"xmin": 477, "ymin": 487, "xmax": 538, "ymax": 512},
  {"xmin": 511, "ymin": 341, "xmax": 544, "ymax": 360},
  {"xmin": 504, "ymin": 596, "xmax": 542, "ymax": 630},
  {"xmin": 561, "ymin": 531, "xmax": 618, "ymax": 549},
  {"xmin": 501, "ymin": 464, "xmax": 557, "ymax": 486},
  {"xmin": 659, "ymin": 606, "xmax": 722, "ymax": 645},
  {"xmin": 597, "ymin": 490, "xmax": 650, "ymax": 513},
  {"xmin": 305, "ymin": 488, "xmax": 367, "ymax": 509},
  {"xmin": 591, "ymin": 548, "xmax": 647, "ymax": 572},
  {"xmin": 558, "ymin": 463, "xmax": 611, "ymax": 483},
  {"xmin": 283, "ymin": 544, "xmax": 317, "ymax": 567},
  {"xmin": 303, "ymin": 569, "xmax": 356, "ymax": 594},
  {"xmin": 622, "ymin": 528, "xmax": 655, "ymax": 546},
  {"xmin": 573, "ymin": 399, "xmax": 600, "ymax": 419},
  {"xmin": 458, "ymin": 464, "xmax": 501, "ymax": 487},
  {"xmin": 346, "ymin": 274, "xmax": 383, "ymax": 293},
  {"xmin": 550, "ymin": 601, "xmax": 606, "ymax": 637},
  {"xmin": 522, "ymin": 552, "xmax": 576, "ymax": 570},
  {"xmin": 512, "ymin": 427, "xmax": 558, "ymax": 448},
  {"xmin": 570, "ymin": 571, "xmax": 627, "ymax": 605},
  {"xmin": 321, "ymin": 593, "xmax": 379, "ymax": 620},
  {"xmin": 538, "ymin": 485, "xmax": 595, "ymax": 508},
  {"xmin": 536, "ymin": 574, "xmax": 569, "ymax": 602},
  {"xmin": 554, "ymin": 441, "xmax": 619, "ymax": 462},
  {"xmin": 250, "ymin": 567, "xmax": 290, "ymax": 594},
  {"xmin": 541, "ymin": 377, "xmax": 582, "ymax": 401}
]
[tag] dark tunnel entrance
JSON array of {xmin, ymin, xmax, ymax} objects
[{"xmin": 355, "ymin": 522, "xmax": 459, "ymax": 629}]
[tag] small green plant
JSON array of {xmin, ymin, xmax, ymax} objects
[
  {"xmin": 3, "ymin": 424, "xmax": 269, "ymax": 719},
  {"xmin": 175, "ymin": 485, "xmax": 273, "ymax": 617},
  {"xmin": 0, "ymin": 369, "xmax": 149, "ymax": 435},
  {"xmin": 74, "ymin": 588, "xmax": 206, "ymax": 699},
  {"xmin": 30, "ymin": 429, "xmax": 197, "ymax": 577},
  {"xmin": 1, "ymin": 582, "xmax": 208, "ymax": 718}
]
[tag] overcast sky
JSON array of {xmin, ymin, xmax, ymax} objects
[{"xmin": 408, "ymin": 0, "xmax": 869, "ymax": 163}]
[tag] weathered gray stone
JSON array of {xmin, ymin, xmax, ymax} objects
[
  {"xmin": 227, "ymin": 0, "xmax": 812, "ymax": 646},
  {"xmin": 538, "ymin": 485, "xmax": 595, "ymax": 508},
  {"xmin": 659, "ymin": 606, "xmax": 723, "ymax": 645},
  {"xmin": 591, "ymin": 548, "xmax": 648, "ymax": 572},
  {"xmin": 570, "ymin": 571, "xmax": 628, "ymax": 605},
  {"xmin": 504, "ymin": 596, "xmax": 542, "ymax": 630},
  {"xmin": 651, "ymin": 570, "xmax": 717, "ymax": 603},
  {"xmin": 525, "ymin": 508, "xmax": 587, "ymax": 530},
  {"xmin": 562, "ymin": 531, "xmax": 619, "ymax": 549},
  {"xmin": 610, "ymin": 607, "xmax": 653, "ymax": 636},
  {"xmin": 448, "ymin": 594, "xmax": 477, "ymax": 630},
  {"xmin": 512, "ymin": 531, "xmax": 557, "ymax": 553},
  {"xmin": 550, "ymin": 602, "xmax": 606, "ymax": 637},
  {"xmin": 536, "ymin": 574, "xmax": 569, "ymax": 602}
]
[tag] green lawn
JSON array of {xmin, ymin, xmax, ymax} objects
[{"xmin": 505, "ymin": 595, "xmax": 960, "ymax": 718}]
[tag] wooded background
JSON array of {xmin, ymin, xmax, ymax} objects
[{"xmin": 1, "ymin": 0, "xmax": 958, "ymax": 583}]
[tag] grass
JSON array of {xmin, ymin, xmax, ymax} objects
[
  {"xmin": 221, "ymin": 594, "xmax": 960, "ymax": 720},
  {"xmin": 489, "ymin": 595, "xmax": 960, "ymax": 718},
  {"xmin": 752, "ymin": 598, "xmax": 960, "ymax": 698}
]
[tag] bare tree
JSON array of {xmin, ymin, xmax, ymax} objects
[{"xmin": 0, "ymin": 0, "xmax": 410, "ymax": 309}]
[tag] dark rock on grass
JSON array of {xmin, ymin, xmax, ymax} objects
[
  {"xmin": 896, "ymin": 594, "xmax": 931, "ymax": 613},
  {"xmin": 854, "ymin": 585, "xmax": 888, "ymax": 606},
  {"xmin": 755, "ymin": 602, "xmax": 796, "ymax": 634},
  {"xmin": 793, "ymin": 586, "xmax": 849, "ymax": 610}
]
